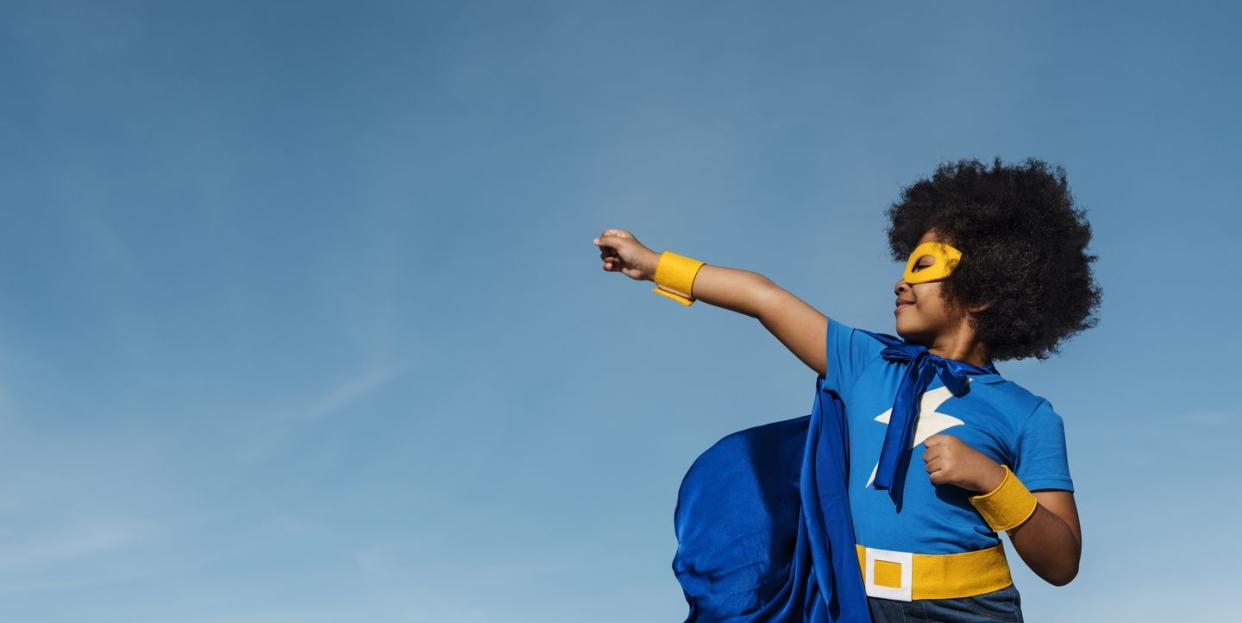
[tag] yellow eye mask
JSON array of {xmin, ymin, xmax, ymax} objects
[{"xmin": 902, "ymin": 241, "xmax": 963, "ymax": 284}]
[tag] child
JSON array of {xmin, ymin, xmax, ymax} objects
[{"xmin": 593, "ymin": 158, "xmax": 1098, "ymax": 622}]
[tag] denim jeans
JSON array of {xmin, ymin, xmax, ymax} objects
[{"xmin": 866, "ymin": 583, "xmax": 1023, "ymax": 623}]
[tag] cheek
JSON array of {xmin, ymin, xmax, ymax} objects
[{"xmin": 912, "ymin": 284, "xmax": 947, "ymax": 316}]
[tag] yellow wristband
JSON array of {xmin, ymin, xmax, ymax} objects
[
  {"xmin": 651, "ymin": 250, "xmax": 705, "ymax": 306},
  {"xmin": 969, "ymin": 465, "xmax": 1038, "ymax": 532}
]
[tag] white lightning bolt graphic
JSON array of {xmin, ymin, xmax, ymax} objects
[{"xmin": 865, "ymin": 380, "xmax": 970, "ymax": 488}]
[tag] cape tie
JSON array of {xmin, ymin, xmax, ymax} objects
[{"xmin": 864, "ymin": 333, "xmax": 999, "ymax": 507}]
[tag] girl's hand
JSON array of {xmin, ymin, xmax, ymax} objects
[
  {"xmin": 922, "ymin": 434, "xmax": 1007, "ymax": 493},
  {"xmin": 593, "ymin": 228, "xmax": 659, "ymax": 281}
]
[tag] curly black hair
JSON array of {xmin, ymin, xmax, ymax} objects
[{"xmin": 885, "ymin": 157, "xmax": 1102, "ymax": 361}]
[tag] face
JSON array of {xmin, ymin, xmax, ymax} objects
[{"xmin": 893, "ymin": 229, "xmax": 966, "ymax": 344}]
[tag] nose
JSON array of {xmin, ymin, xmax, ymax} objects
[{"xmin": 894, "ymin": 279, "xmax": 909, "ymax": 296}]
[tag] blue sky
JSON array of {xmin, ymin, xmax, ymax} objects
[{"xmin": 1, "ymin": 1, "xmax": 1238, "ymax": 621}]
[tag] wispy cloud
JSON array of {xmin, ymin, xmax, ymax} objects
[
  {"xmin": 293, "ymin": 365, "xmax": 402, "ymax": 422},
  {"xmin": 235, "ymin": 364, "xmax": 404, "ymax": 463},
  {"xmin": 0, "ymin": 519, "xmax": 150, "ymax": 573},
  {"xmin": 0, "ymin": 517, "xmax": 156, "ymax": 596}
]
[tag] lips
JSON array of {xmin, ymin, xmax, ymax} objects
[{"xmin": 894, "ymin": 299, "xmax": 914, "ymax": 313}]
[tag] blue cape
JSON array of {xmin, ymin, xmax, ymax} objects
[{"xmin": 672, "ymin": 378, "xmax": 872, "ymax": 622}]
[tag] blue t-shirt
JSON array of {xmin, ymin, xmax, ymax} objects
[{"xmin": 821, "ymin": 317, "xmax": 1074, "ymax": 554}]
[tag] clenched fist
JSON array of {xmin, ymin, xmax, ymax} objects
[
  {"xmin": 922, "ymin": 434, "xmax": 1007, "ymax": 494},
  {"xmin": 593, "ymin": 228, "xmax": 660, "ymax": 281}
]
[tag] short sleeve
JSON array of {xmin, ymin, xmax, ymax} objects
[
  {"xmin": 1013, "ymin": 399, "xmax": 1075, "ymax": 492},
  {"xmin": 820, "ymin": 317, "xmax": 885, "ymax": 399}
]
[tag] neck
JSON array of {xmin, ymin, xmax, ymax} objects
[
  {"xmin": 926, "ymin": 325, "xmax": 991, "ymax": 368},
  {"xmin": 928, "ymin": 342, "xmax": 991, "ymax": 368}
]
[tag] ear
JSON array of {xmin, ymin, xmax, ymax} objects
[{"xmin": 966, "ymin": 300, "xmax": 993, "ymax": 314}]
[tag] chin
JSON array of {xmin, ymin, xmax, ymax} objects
[
  {"xmin": 894, "ymin": 322, "xmax": 932, "ymax": 345},
  {"xmin": 894, "ymin": 319, "xmax": 915, "ymax": 338}
]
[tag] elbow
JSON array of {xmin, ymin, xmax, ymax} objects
[
  {"xmin": 1034, "ymin": 544, "xmax": 1080, "ymax": 587},
  {"xmin": 1046, "ymin": 571, "xmax": 1077, "ymax": 587},
  {"xmin": 1043, "ymin": 561, "xmax": 1080, "ymax": 587},
  {"xmin": 748, "ymin": 275, "xmax": 783, "ymax": 319}
]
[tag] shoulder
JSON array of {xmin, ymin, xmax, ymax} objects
[
  {"xmin": 976, "ymin": 377, "xmax": 1052, "ymax": 419},
  {"xmin": 821, "ymin": 317, "xmax": 893, "ymax": 397},
  {"xmin": 826, "ymin": 317, "xmax": 894, "ymax": 354},
  {"xmin": 979, "ymin": 380, "xmax": 1069, "ymax": 454},
  {"xmin": 962, "ymin": 378, "xmax": 1065, "ymax": 450}
]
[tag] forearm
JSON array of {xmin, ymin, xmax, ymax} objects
[
  {"xmin": 1006, "ymin": 503, "xmax": 1081, "ymax": 586},
  {"xmin": 950, "ymin": 459, "xmax": 1082, "ymax": 587},
  {"xmin": 631, "ymin": 245, "xmax": 827, "ymax": 375}
]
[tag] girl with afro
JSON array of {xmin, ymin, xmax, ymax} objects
[{"xmin": 593, "ymin": 157, "xmax": 1099, "ymax": 622}]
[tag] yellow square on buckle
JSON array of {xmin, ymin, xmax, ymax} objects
[
  {"xmin": 864, "ymin": 547, "xmax": 914, "ymax": 601},
  {"xmin": 873, "ymin": 560, "xmax": 903, "ymax": 588}
]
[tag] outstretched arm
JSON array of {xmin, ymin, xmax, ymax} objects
[{"xmin": 593, "ymin": 228, "xmax": 830, "ymax": 376}]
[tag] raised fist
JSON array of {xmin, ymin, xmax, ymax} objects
[
  {"xmin": 922, "ymin": 433, "xmax": 1007, "ymax": 493},
  {"xmin": 593, "ymin": 228, "xmax": 659, "ymax": 281}
]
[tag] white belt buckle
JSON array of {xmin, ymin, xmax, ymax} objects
[{"xmin": 863, "ymin": 547, "xmax": 914, "ymax": 602}]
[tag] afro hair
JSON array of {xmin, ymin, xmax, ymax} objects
[{"xmin": 885, "ymin": 157, "xmax": 1102, "ymax": 361}]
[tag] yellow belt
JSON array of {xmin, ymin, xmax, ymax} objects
[{"xmin": 855, "ymin": 543, "xmax": 1012, "ymax": 601}]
